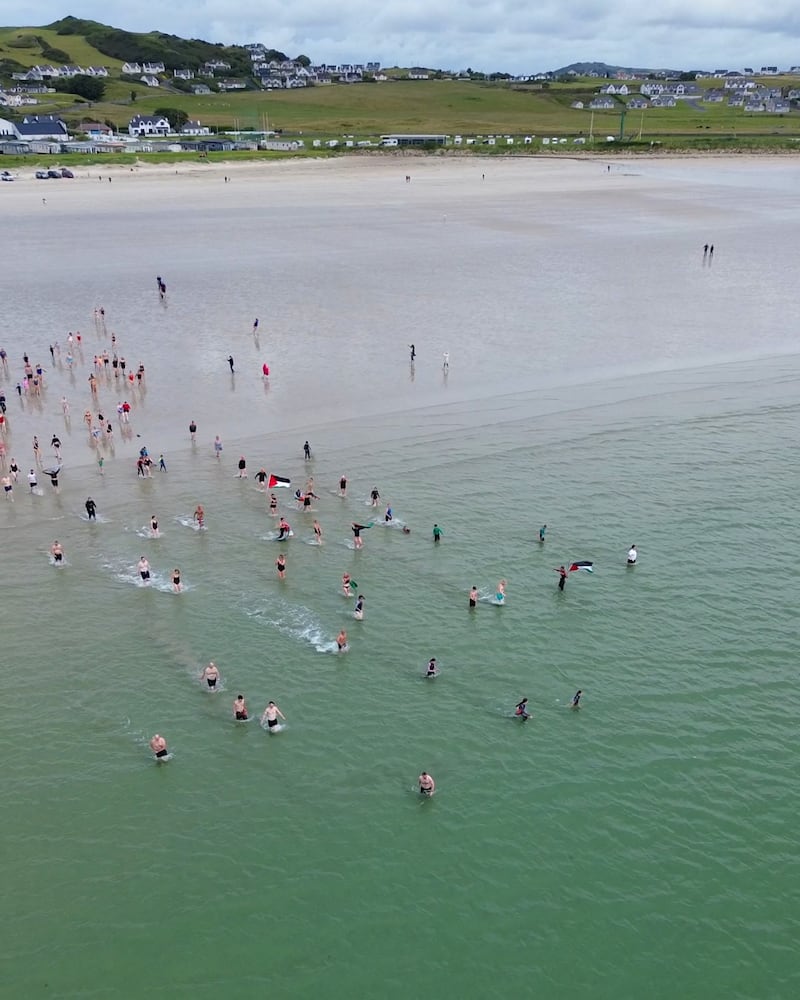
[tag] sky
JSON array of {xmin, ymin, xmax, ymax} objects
[{"xmin": 5, "ymin": 2, "xmax": 800, "ymax": 74}]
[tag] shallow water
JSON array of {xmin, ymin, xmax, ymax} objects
[{"xmin": 1, "ymin": 159, "xmax": 799, "ymax": 998}]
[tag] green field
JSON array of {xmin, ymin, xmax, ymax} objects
[{"xmin": 2, "ymin": 21, "xmax": 800, "ymax": 149}]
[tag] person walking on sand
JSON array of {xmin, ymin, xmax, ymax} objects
[
  {"xmin": 189, "ymin": 420, "xmax": 197, "ymax": 442},
  {"xmin": 442, "ymin": 351, "xmax": 449, "ymax": 371},
  {"xmin": 227, "ymin": 355, "xmax": 235, "ymax": 373},
  {"xmin": 409, "ymin": 343, "xmax": 416, "ymax": 362}
]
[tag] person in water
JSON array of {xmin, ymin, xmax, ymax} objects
[
  {"xmin": 278, "ymin": 517, "xmax": 291, "ymax": 540},
  {"xmin": 260, "ymin": 701, "xmax": 286, "ymax": 730},
  {"xmin": 384, "ymin": 506, "xmax": 393, "ymax": 523},
  {"xmin": 150, "ymin": 734, "xmax": 168, "ymax": 758},
  {"xmin": 336, "ymin": 629, "xmax": 348, "ymax": 651},
  {"xmin": 342, "ymin": 573, "xmax": 352, "ymax": 597},
  {"xmin": 432, "ymin": 523, "xmax": 443, "ymax": 543},
  {"xmin": 150, "ymin": 514, "xmax": 159, "ymax": 537},
  {"xmin": 418, "ymin": 772, "xmax": 435, "ymax": 796},
  {"xmin": 137, "ymin": 556, "xmax": 151, "ymax": 582},
  {"xmin": 539, "ymin": 524, "xmax": 547, "ymax": 543},
  {"xmin": 339, "ymin": 475, "xmax": 347, "ymax": 497},
  {"xmin": 555, "ymin": 566, "xmax": 567, "ymax": 591},
  {"xmin": 269, "ymin": 493, "xmax": 278, "ymax": 514},
  {"xmin": 354, "ymin": 595, "xmax": 365, "ymax": 620},
  {"xmin": 275, "ymin": 553, "xmax": 286, "ymax": 579},
  {"xmin": 303, "ymin": 440, "xmax": 311, "ymax": 460},
  {"xmin": 570, "ymin": 690, "xmax": 582, "ymax": 709},
  {"xmin": 313, "ymin": 520, "xmax": 323, "ymax": 543},
  {"xmin": 351, "ymin": 523, "xmax": 364, "ymax": 549},
  {"xmin": 193, "ymin": 505, "xmax": 204, "ymax": 528},
  {"xmin": 85, "ymin": 497, "xmax": 97, "ymax": 520},
  {"xmin": 515, "ymin": 698, "xmax": 530, "ymax": 720},
  {"xmin": 370, "ymin": 487, "xmax": 380, "ymax": 507},
  {"xmin": 233, "ymin": 695, "xmax": 248, "ymax": 720},
  {"xmin": 426, "ymin": 658, "xmax": 437, "ymax": 677},
  {"xmin": 495, "ymin": 580, "xmax": 506, "ymax": 603},
  {"xmin": 172, "ymin": 568, "xmax": 182, "ymax": 593},
  {"xmin": 627, "ymin": 544, "xmax": 637, "ymax": 565},
  {"xmin": 200, "ymin": 662, "xmax": 220, "ymax": 689},
  {"xmin": 469, "ymin": 586, "xmax": 478, "ymax": 609},
  {"xmin": 50, "ymin": 540, "xmax": 64, "ymax": 564}
]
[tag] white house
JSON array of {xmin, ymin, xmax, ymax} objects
[
  {"xmin": 589, "ymin": 97, "xmax": 615, "ymax": 110},
  {"xmin": 86, "ymin": 66, "xmax": 109, "ymax": 77},
  {"xmin": 142, "ymin": 62, "xmax": 165, "ymax": 75},
  {"xmin": 217, "ymin": 79, "xmax": 246, "ymax": 90},
  {"xmin": 16, "ymin": 114, "xmax": 69, "ymax": 140},
  {"xmin": 128, "ymin": 114, "xmax": 171, "ymax": 136},
  {"xmin": 191, "ymin": 83, "xmax": 212, "ymax": 95},
  {"xmin": 571, "ymin": 100, "xmax": 584, "ymax": 109},
  {"xmin": 180, "ymin": 120, "xmax": 211, "ymax": 135},
  {"xmin": 600, "ymin": 83, "xmax": 629, "ymax": 95},
  {"xmin": 122, "ymin": 62, "xmax": 142, "ymax": 75},
  {"xmin": 174, "ymin": 68, "xmax": 194, "ymax": 80},
  {"xmin": 140, "ymin": 75, "xmax": 160, "ymax": 88}
]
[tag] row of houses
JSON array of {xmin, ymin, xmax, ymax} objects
[{"xmin": 12, "ymin": 64, "xmax": 109, "ymax": 81}]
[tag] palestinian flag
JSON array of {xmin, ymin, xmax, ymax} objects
[
  {"xmin": 268, "ymin": 474, "xmax": 291, "ymax": 489},
  {"xmin": 569, "ymin": 561, "xmax": 594, "ymax": 573}
]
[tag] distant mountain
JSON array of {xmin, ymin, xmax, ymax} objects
[{"xmin": 554, "ymin": 61, "xmax": 685, "ymax": 77}]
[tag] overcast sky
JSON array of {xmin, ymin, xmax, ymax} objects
[{"xmin": 7, "ymin": 2, "xmax": 800, "ymax": 73}]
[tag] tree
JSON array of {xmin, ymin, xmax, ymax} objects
[
  {"xmin": 295, "ymin": 54, "xmax": 310, "ymax": 67},
  {"xmin": 154, "ymin": 107, "xmax": 188, "ymax": 130},
  {"xmin": 54, "ymin": 74, "xmax": 105, "ymax": 101},
  {"xmin": 130, "ymin": 90, "xmax": 137, "ymax": 102}
]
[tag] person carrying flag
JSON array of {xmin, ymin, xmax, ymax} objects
[{"xmin": 555, "ymin": 565, "xmax": 568, "ymax": 591}]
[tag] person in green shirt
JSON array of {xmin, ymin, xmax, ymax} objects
[{"xmin": 432, "ymin": 524, "xmax": 443, "ymax": 543}]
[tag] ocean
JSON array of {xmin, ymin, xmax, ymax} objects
[{"xmin": 1, "ymin": 156, "xmax": 798, "ymax": 998}]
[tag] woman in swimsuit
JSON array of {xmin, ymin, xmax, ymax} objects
[
  {"xmin": 354, "ymin": 595, "xmax": 365, "ymax": 620},
  {"xmin": 275, "ymin": 554, "xmax": 286, "ymax": 579},
  {"xmin": 342, "ymin": 573, "xmax": 352, "ymax": 596},
  {"xmin": 269, "ymin": 494, "xmax": 278, "ymax": 514},
  {"xmin": 150, "ymin": 515, "xmax": 159, "ymax": 537},
  {"xmin": 172, "ymin": 568, "xmax": 182, "ymax": 593}
]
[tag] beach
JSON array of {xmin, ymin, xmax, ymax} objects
[{"xmin": 2, "ymin": 155, "xmax": 799, "ymax": 999}]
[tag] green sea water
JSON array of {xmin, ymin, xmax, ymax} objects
[{"xmin": 1, "ymin": 159, "xmax": 799, "ymax": 998}]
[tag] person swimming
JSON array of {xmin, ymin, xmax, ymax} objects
[
  {"xmin": 495, "ymin": 580, "xmax": 506, "ymax": 603},
  {"xmin": 426, "ymin": 658, "xmax": 437, "ymax": 677},
  {"xmin": 515, "ymin": 698, "xmax": 530, "ymax": 720},
  {"xmin": 418, "ymin": 771, "xmax": 435, "ymax": 796},
  {"xmin": 354, "ymin": 595, "xmax": 365, "ymax": 620},
  {"xmin": 570, "ymin": 690, "xmax": 582, "ymax": 709}
]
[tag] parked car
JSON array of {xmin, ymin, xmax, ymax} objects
[
  {"xmin": 47, "ymin": 169, "xmax": 62, "ymax": 179},
  {"xmin": 0, "ymin": 170, "xmax": 13, "ymax": 182},
  {"xmin": 60, "ymin": 168, "xmax": 74, "ymax": 178},
  {"xmin": 35, "ymin": 170, "xmax": 49, "ymax": 179}
]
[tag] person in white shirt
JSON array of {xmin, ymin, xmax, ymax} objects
[{"xmin": 627, "ymin": 545, "xmax": 637, "ymax": 565}]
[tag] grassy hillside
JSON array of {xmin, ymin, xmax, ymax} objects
[{"xmin": 0, "ymin": 25, "xmax": 126, "ymax": 70}]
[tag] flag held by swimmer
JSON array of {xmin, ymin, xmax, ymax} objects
[
  {"xmin": 268, "ymin": 474, "xmax": 291, "ymax": 489},
  {"xmin": 569, "ymin": 561, "xmax": 594, "ymax": 573}
]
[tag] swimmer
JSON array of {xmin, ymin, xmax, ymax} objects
[
  {"xmin": 260, "ymin": 701, "xmax": 286, "ymax": 730},
  {"xmin": 342, "ymin": 572, "xmax": 352, "ymax": 597},
  {"xmin": 313, "ymin": 519, "xmax": 323, "ymax": 543},
  {"xmin": 200, "ymin": 662, "xmax": 220, "ymax": 689},
  {"xmin": 370, "ymin": 487, "xmax": 380, "ymax": 507},
  {"xmin": 515, "ymin": 698, "xmax": 530, "ymax": 721},
  {"xmin": 351, "ymin": 523, "xmax": 365, "ymax": 548},
  {"xmin": 150, "ymin": 734, "xmax": 169, "ymax": 759},
  {"xmin": 255, "ymin": 468, "xmax": 267, "ymax": 489},
  {"xmin": 269, "ymin": 493, "xmax": 278, "ymax": 514},
  {"xmin": 150, "ymin": 514, "xmax": 159, "ymax": 537},
  {"xmin": 539, "ymin": 524, "xmax": 547, "ymax": 543},
  {"xmin": 85, "ymin": 496, "xmax": 97, "ymax": 519},
  {"xmin": 426, "ymin": 658, "xmax": 437, "ymax": 677},
  {"xmin": 172, "ymin": 568, "xmax": 182, "ymax": 593},
  {"xmin": 193, "ymin": 505, "xmax": 204, "ymax": 529},
  {"xmin": 384, "ymin": 506, "xmax": 393, "ymax": 523},
  {"xmin": 495, "ymin": 579, "xmax": 506, "ymax": 603},
  {"xmin": 339, "ymin": 474, "xmax": 347, "ymax": 497},
  {"xmin": 51, "ymin": 540, "xmax": 64, "ymax": 563},
  {"xmin": 336, "ymin": 629, "xmax": 348, "ymax": 651},
  {"xmin": 418, "ymin": 771, "xmax": 435, "ymax": 796},
  {"xmin": 233, "ymin": 694, "xmax": 248, "ymax": 721},
  {"xmin": 354, "ymin": 595, "xmax": 365, "ymax": 620},
  {"xmin": 137, "ymin": 556, "xmax": 151, "ymax": 582},
  {"xmin": 277, "ymin": 517, "xmax": 291, "ymax": 540},
  {"xmin": 627, "ymin": 544, "xmax": 637, "ymax": 565},
  {"xmin": 469, "ymin": 586, "xmax": 478, "ymax": 609},
  {"xmin": 275, "ymin": 553, "xmax": 286, "ymax": 579},
  {"xmin": 570, "ymin": 690, "xmax": 582, "ymax": 709}
]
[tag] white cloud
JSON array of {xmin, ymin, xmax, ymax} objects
[{"xmin": 6, "ymin": 1, "xmax": 800, "ymax": 72}]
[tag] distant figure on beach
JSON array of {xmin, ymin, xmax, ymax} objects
[
  {"xmin": 627, "ymin": 544, "xmax": 637, "ymax": 565},
  {"xmin": 262, "ymin": 363, "xmax": 270, "ymax": 378},
  {"xmin": 227, "ymin": 355, "xmax": 234, "ymax": 373},
  {"xmin": 303, "ymin": 440, "xmax": 311, "ymax": 460},
  {"xmin": 555, "ymin": 565, "xmax": 567, "ymax": 590},
  {"xmin": 214, "ymin": 436, "xmax": 223, "ymax": 460},
  {"xmin": 539, "ymin": 524, "xmax": 547, "ymax": 544},
  {"xmin": 409, "ymin": 343, "xmax": 416, "ymax": 362},
  {"xmin": 233, "ymin": 695, "xmax": 248, "ymax": 721},
  {"xmin": 418, "ymin": 772, "xmax": 435, "ymax": 796},
  {"xmin": 442, "ymin": 351, "xmax": 449, "ymax": 370},
  {"xmin": 159, "ymin": 454, "xmax": 167, "ymax": 472},
  {"xmin": 261, "ymin": 701, "xmax": 285, "ymax": 730},
  {"xmin": 253, "ymin": 318, "xmax": 259, "ymax": 334},
  {"xmin": 201, "ymin": 662, "xmax": 220, "ymax": 689},
  {"xmin": 189, "ymin": 420, "xmax": 197, "ymax": 441},
  {"xmin": 709, "ymin": 244, "xmax": 714, "ymax": 256},
  {"xmin": 570, "ymin": 690, "xmax": 582, "ymax": 709},
  {"xmin": 703, "ymin": 244, "xmax": 708, "ymax": 256},
  {"xmin": 515, "ymin": 698, "xmax": 530, "ymax": 720},
  {"xmin": 150, "ymin": 734, "xmax": 168, "ymax": 759},
  {"xmin": 85, "ymin": 497, "xmax": 97, "ymax": 520}
]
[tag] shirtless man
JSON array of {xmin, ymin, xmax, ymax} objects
[
  {"xmin": 419, "ymin": 772, "xmax": 436, "ymax": 796},
  {"xmin": 150, "ymin": 734, "xmax": 168, "ymax": 759},
  {"xmin": 137, "ymin": 556, "xmax": 151, "ymax": 582},
  {"xmin": 260, "ymin": 701, "xmax": 286, "ymax": 731},
  {"xmin": 313, "ymin": 520, "xmax": 323, "ymax": 543},
  {"xmin": 51, "ymin": 540, "xmax": 64, "ymax": 563},
  {"xmin": 233, "ymin": 694, "xmax": 248, "ymax": 721},
  {"xmin": 469, "ymin": 585, "xmax": 478, "ymax": 609},
  {"xmin": 336, "ymin": 629, "xmax": 348, "ymax": 651},
  {"xmin": 200, "ymin": 661, "xmax": 220, "ymax": 690},
  {"xmin": 193, "ymin": 505, "xmax": 204, "ymax": 529}
]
